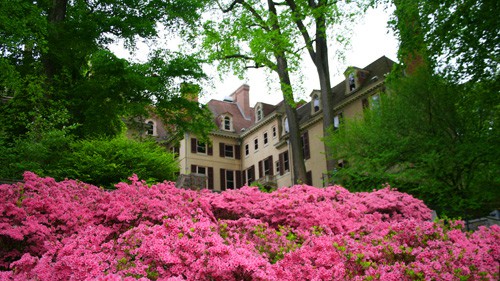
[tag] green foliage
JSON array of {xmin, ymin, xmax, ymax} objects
[
  {"xmin": 0, "ymin": 131, "xmax": 178, "ymax": 188},
  {"xmin": 0, "ymin": 0, "xmax": 212, "ymax": 141},
  {"xmin": 326, "ymin": 69, "xmax": 499, "ymax": 218},
  {"xmin": 62, "ymin": 137, "xmax": 178, "ymax": 188}
]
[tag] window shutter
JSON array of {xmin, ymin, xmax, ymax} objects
[
  {"xmin": 268, "ymin": 156, "xmax": 274, "ymax": 176},
  {"xmin": 236, "ymin": 171, "xmax": 242, "ymax": 189},
  {"xmin": 220, "ymin": 169, "xmax": 226, "ymax": 190},
  {"xmin": 219, "ymin": 143, "xmax": 225, "ymax": 157},
  {"xmin": 302, "ymin": 131, "xmax": 310, "ymax": 160},
  {"xmin": 208, "ymin": 145, "xmax": 213, "ymax": 156},
  {"xmin": 220, "ymin": 169, "xmax": 226, "ymax": 191},
  {"xmin": 243, "ymin": 169, "xmax": 247, "ymax": 185},
  {"xmin": 191, "ymin": 138, "xmax": 197, "ymax": 153},
  {"xmin": 208, "ymin": 167, "xmax": 214, "ymax": 189},
  {"xmin": 279, "ymin": 153, "xmax": 284, "ymax": 176},
  {"xmin": 191, "ymin": 165, "xmax": 196, "ymax": 173},
  {"xmin": 235, "ymin": 145, "xmax": 241, "ymax": 159},
  {"xmin": 258, "ymin": 161, "xmax": 263, "ymax": 179}
]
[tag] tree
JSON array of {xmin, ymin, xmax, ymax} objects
[
  {"xmin": 282, "ymin": 0, "xmax": 370, "ymax": 173},
  {"xmin": 0, "ymin": 0, "xmax": 212, "ymax": 141},
  {"xmin": 203, "ymin": 0, "xmax": 308, "ymax": 183},
  {"xmin": 326, "ymin": 0, "xmax": 499, "ymax": 217}
]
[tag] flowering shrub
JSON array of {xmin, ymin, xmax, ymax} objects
[{"xmin": 1, "ymin": 172, "xmax": 498, "ymax": 280}]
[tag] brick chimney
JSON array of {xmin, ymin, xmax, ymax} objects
[{"xmin": 230, "ymin": 84, "xmax": 251, "ymax": 119}]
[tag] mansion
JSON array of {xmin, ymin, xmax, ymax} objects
[{"xmin": 146, "ymin": 56, "xmax": 394, "ymax": 191}]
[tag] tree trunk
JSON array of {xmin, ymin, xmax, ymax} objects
[
  {"xmin": 310, "ymin": 1, "xmax": 336, "ymax": 175},
  {"xmin": 43, "ymin": 0, "xmax": 68, "ymax": 80},
  {"xmin": 268, "ymin": 0, "xmax": 308, "ymax": 184}
]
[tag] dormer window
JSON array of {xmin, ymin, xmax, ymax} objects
[
  {"xmin": 348, "ymin": 73, "xmax": 356, "ymax": 91},
  {"xmin": 220, "ymin": 114, "xmax": 233, "ymax": 131},
  {"xmin": 224, "ymin": 116, "xmax": 231, "ymax": 131},
  {"xmin": 256, "ymin": 105, "xmax": 263, "ymax": 122},
  {"xmin": 311, "ymin": 93, "xmax": 320, "ymax": 113},
  {"xmin": 145, "ymin": 119, "xmax": 156, "ymax": 136}
]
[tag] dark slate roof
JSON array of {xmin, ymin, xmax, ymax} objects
[{"xmin": 207, "ymin": 99, "xmax": 255, "ymax": 132}]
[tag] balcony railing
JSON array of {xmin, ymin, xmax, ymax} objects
[
  {"xmin": 176, "ymin": 173, "xmax": 206, "ymax": 190},
  {"xmin": 257, "ymin": 174, "xmax": 277, "ymax": 187}
]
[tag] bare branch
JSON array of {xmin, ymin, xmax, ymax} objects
[{"xmin": 217, "ymin": 0, "xmax": 243, "ymax": 13}]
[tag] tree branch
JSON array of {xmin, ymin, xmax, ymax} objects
[
  {"xmin": 284, "ymin": 0, "xmax": 317, "ymax": 64},
  {"xmin": 217, "ymin": 0, "xmax": 243, "ymax": 13}
]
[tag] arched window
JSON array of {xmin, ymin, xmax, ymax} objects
[
  {"xmin": 145, "ymin": 120, "xmax": 156, "ymax": 136},
  {"xmin": 283, "ymin": 117, "xmax": 289, "ymax": 134}
]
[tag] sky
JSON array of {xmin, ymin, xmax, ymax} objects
[
  {"xmin": 206, "ymin": 6, "xmax": 399, "ymax": 106},
  {"xmin": 110, "ymin": 5, "xmax": 399, "ymax": 107}
]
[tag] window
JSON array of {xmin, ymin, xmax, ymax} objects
[
  {"xmin": 334, "ymin": 113, "xmax": 343, "ymax": 130},
  {"xmin": 313, "ymin": 94, "xmax": 320, "ymax": 112},
  {"xmin": 226, "ymin": 170, "xmax": 234, "ymax": 189},
  {"xmin": 256, "ymin": 105, "xmax": 263, "ymax": 122},
  {"xmin": 254, "ymin": 138, "xmax": 259, "ymax": 151},
  {"xmin": 245, "ymin": 144, "xmax": 249, "ymax": 156},
  {"xmin": 145, "ymin": 120, "xmax": 156, "ymax": 136},
  {"xmin": 371, "ymin": 94, "xmax": 380, "ymax": 109},
  {"xmin": 197, "ymin": 141, "xmax": 206, "ymax": 154},
  {"xmin": 283, "ymin": 118, "xmax": 289, "ymax": 134},
  {"xmin": 278, "ymin": 151, "xmax": 290, "ymax": 175},
  {"xmin": 263, "ymin": 132, "xmax": 268, "ymax": 145},
  {"xmin": 224, "ymin": 144, "xmax": 234, "ymax": 158},
  {"xmin": 272, "ymin": 126, "xmax": 277, "ymax": 138},
  {"xmin": 191, "ymin": 165, "xmax": 214, "ymax": 189},
  {"xmin": 283, "ymin": 151, "xmax": 289, "ymax": 172},
  {"xmin": 224, "ymin": 116, "xmax": 231, "ymax": 131},
  {"xmin": 348, "ymin": 73, "xmax": 356, "ymax": 91},
  {"xmin": 258, "ymin": 156, "xmax": 273, "ymax": 178},
  {"xmin": 275, "ymin": 161, "xmax": 280, "ymax": 175},
  {"xmin": 191, "ymin": 138, "xmax": 212, "ymax": 155},
  {"xmin": 245, "ymin": 166, "xmax": 255, "ymax": 185}
]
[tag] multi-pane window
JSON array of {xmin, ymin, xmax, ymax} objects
[
  {"xmin": 226, "ymin": 170, "xmax": 234, "ymax": 189},
  {"xmin": 313, "ymin": 95, "xmax": 320, "ymax": 112},
  {"xmin": 245, "ymin": 144, "xmax": 249, "ymax": 156},
  {"xmin": 272, "ymin": 126, "xmax": 277, "ymax": 138},
  {"xmin": 224, "ymin": 116, "xmax": 231, "ymax": 131},
  {"xmin": 275, "ymin": 161, "xmax": 280, "ymax": 175},
  {"xmin": 349, "ymin": 73, "xmax": 356, "ymax": 91},
  {"xmin": 191, "ymin": 138, "xmax": 212, "ymax": 155},
  {"xmin": 278, "ymin": 151, "xmax": 290, "ymax": 175},
  {"xmin": 254, "ymin": 138, "xmax": 259, "ymax": 151},
  {"xmin": 256, "ymin": 106, "xmax": 263, "ymax": 121},
  {"xmin": 146, "ymin": 121, "xmax": 155, "ymax": 135},
  {"xmin": 224, "ymin": 144, "xmax": 234, "ymax": 158},
  {"xmin": 197, "ymin": 141, "xmax": 207, "ymax": 154},
  {"xmin": 263, "ymin": 132, "xmax": 268, "ymax": 145}
]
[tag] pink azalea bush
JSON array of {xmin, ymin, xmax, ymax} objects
[{"xmin": 1, "ymin": 172, "xmax": 498, "ymax": 280}]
